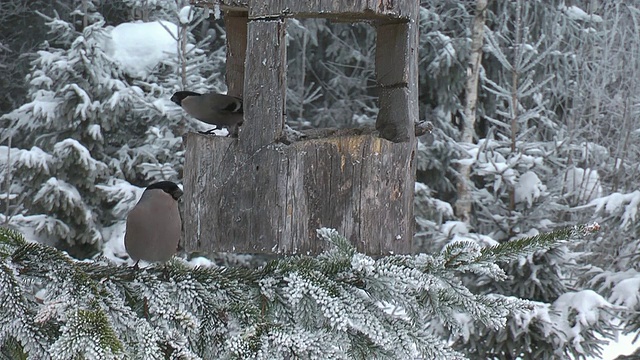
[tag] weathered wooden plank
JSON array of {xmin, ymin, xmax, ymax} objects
[
  {"xmin": 377, "ymin": 87, "xmax": 414, "ymax": 143},
  {"xmin": 375, "ymin": 5, "xmax": 418, "ymax": 143},
  {"xmin": 183, "ymin": 132, "xmax": 414, "ymax": 255},
  {"xmin": 191, "ymin": 0, "xmax": 416, "ymax": 20},
  {"xmin": 224, "ymin": 10, "xmax": 248, "ymax": 97},
  {"xmin": 248, "ymin": 0, "xmax": 415, "ymax": 21},
  {"xmin": 376, "ymin": 22, "xmax": 410, "ymax": 87},
  {"xmin": 190, "ymin": 0, "xmax": 249, "ymax": 11},
  {"xmin": 241, "ymin": 19, "xmax": 286, "ymax": 154}
]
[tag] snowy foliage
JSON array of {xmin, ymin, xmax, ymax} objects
[
  {"xmin": 413, "ymin": 1, "xmax": 628, "ymax": 358},
  {"xmin": 455, "ymin": 290, "xmax": 615, "ymax": 360},
  {"xmin": 0, "ymin": 226, "xmax": 596, "ymax": 359},
  {"xmin": 108, "ymin": 21, "xmax": 181, "ymax": 78},
  {"xmin": 0, "ymin": 0, "xmax": 220, "ymax": 255},
  {"xmin": 1, "ymin": 0, "xmax": 639, "ymax": 358}
]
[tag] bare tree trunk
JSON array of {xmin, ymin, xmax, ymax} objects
[
  {"xmin": 612, "ymin": 97, "xmax": 631, "ymax": 192},
  {"xmin": 508, "ymin": 0, "xmax": 522, "ymax": 215},
  {"xmin": 82, "ymin": 0, "xmax": 88, "ymax": 29},
  {"xmin": 455, "ymin": 0, "xmax": 488, "ymax": 224},
  {"xmin": 3, "ymin": 134, "xmax": 11, "ymax": 225},
  {"xmin": 180, "ymin": 24, "xmax": 188, "ymax": 88},
  {"xmin": 298, "ymin": 32, "xmax": 307, "ymax": 120}
]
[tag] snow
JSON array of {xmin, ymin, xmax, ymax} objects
[
  {"xmin": 476, "ymin": 160, "xmax": 517, "ymax": 191},
  {"xmin": 35, "ymin": 177, "xmax": 83, "ymax": 207},
  {"xmin": 101, "ymin": 221, "xmax": 128, "ymax": 264},
  {"xmin": 610, "ymin": 276, "xmax": 640, "ymax": 308},
  {"xmin": 96, "ymin": 179, "xmax": 142, "ymax": 218},
  {"xmin": 107, "ymin": 21, "xmax": 179, "ymax": 78},
  {"xmin": 435, "ymin": 199, "xmax": 454, "ymax": 217},
  {"xmin": 87, "ymin": 124, "xmax": 102, "ymax": 141},
  {"xmin": 426, "ymin": 31, "xmax": 456, "ymax": 74},
  {"xmin": 0, "ymin": 146, "xmax": 52, "ymax": 172},
  {"xmin": 415, "ymin": 181, "xmax": 428, "ymax": 193},
  {"xmin": 555, "ymin": 290, "xmax": 611, "ymax": 328},
  {"xmin": 212, "ymin": 4, "xmax": 221, "ymax": 19},
  {"xmin": 179, "ymin": 6, "xmax": 195, "ymax": 24},
  {"xmin": 15, "ymin": 89, "xmax": 59, "ymax": 125},
  {"xmin": 602, "ymin": 193, "xmax": 627, "ymax": 214},
  {"xmin": 53, "ymin": 138, "xmax": 108, "ymax": 173},
  {"xmin": 564, "ymin": 167, "xmax": 602, "ymax": 202},
  {"xmin": 11, "ymin": 213, "xmax": 70, "ymax": 245},
  {"xmin": 588, "ymin": 191, "xmax": 640, "ymax": 228},
  {"xmin": 1, "ymin": 214, "xmax": 60, "ymax": 246},
  {"xmin": 594, "ymin": 332, "xmax": 640, "ymax": 359},
  {"xmin": 562, "ymin": 5, "xmax": 604, "ymax": 23},
  {"xmin": 515, "ymin": 171, "xmax": 545, "ymax": 207},
  {"xmin": 440, "ymin": 221, "xmax": 469, "ymax": 236},
  {"xmin": 553, "ymin": 290, "xmax": 612, "ymax": 354},
  {"xmin": 64, "ymin": 83, "xmax": 99, "ymax": 120},
  {"xmin": 187, "ymin": 257, "xmax": 216, "ymax": 268}
]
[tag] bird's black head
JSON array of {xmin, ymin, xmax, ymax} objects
[
  {"xmin": 146, "ymin": 181, "xmax": 183, "ymax": 201},
  {"xmin": 170, "ymin": 91, "xmax": 202, "ymax": 106}
]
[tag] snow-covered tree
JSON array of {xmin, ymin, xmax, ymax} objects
[
  {"xmin": 414, "ymin": 1, "xmax": 620, "ymax": 358},
  {"xmin": 0, "ymin": 0, "xmax": 217, "ymax": 257},
  {"xmin": 0, "ymin": 225, "xmax": 598, "ymax": 359}
]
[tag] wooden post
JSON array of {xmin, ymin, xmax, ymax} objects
[
  {"xmin": 183, "ymin": 0, "xmax": 418, "ymax": 255},
  {"xmin": 375, "ymin": 7, "xmax": 419, "ymax": 142},
  {"xmin": 183, "ymin": 133, "xmax": 415, "ymax": 254},
  {"xmin": 240, "ymin": 19, "xmax": 286, "ymax": 154},
  {"xmin": 224, "ymin": 10, "xmax": 247, "ymax": 97}
]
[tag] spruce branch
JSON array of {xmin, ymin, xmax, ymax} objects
[
  {"xmin": 0, "ymin": 225, "xmax": 584, "ymax": 359},
  {"xmin": 476, "ymin": 223, "xmax": 600, "ymax": 264}
]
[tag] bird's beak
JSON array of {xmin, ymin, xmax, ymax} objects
[{"xmin": 172, "ymin": 188, "xmax": 184, "ymax": 200}]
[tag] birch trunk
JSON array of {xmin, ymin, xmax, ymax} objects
[{"xmin": 455, "ymin": 0, "xmax": 488, "ymax": 224}]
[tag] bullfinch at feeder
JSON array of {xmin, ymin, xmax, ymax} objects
[
  {"xmin": 171, "ymin": 91, "xmax": 243, "ymax": 136},
  {"xmin": 125, "ymin": 181, "xmax": 183, "ymax": 263}
]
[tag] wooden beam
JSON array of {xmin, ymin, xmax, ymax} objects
[
  {"xmin": 192, "ymin": 0, "xmax": 416, "ymax": 21},
  {"xmin": 248, "ymin": 0, "xmax": 415, "ymax": 21},
  {"xmin": 182, "ymin": 132, "xmax": 414, "ymax": 255},
  {"xmin": 377, "ymin": 87, "xmax": 413, "ymax": 142},
  {"xmin": 376, "ymin": 22, "xmax": 411, "ymax": 87},
  {"xmin": 190, "ymin": 0, "xmax": 249, "ymax": 12},
  {"xmin": 224, "ymin": 10, "xmax": 248, "ymax": 97},
  {"xmin": 375, "ymin": 2, "xmax": 418, "ymax": 143},
  {"xmin": 240, "ymin": 19, "xmax": 286, "ymax": 154}
]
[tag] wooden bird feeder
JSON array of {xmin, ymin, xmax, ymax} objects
[{"xmin": 183, "ymin": 0, "xmax": 418, "ymax": 255}]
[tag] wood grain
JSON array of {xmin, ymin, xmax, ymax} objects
[
  {"xmin": 183, "ymin": 0, "xmax": 419, "ymax": 255},
  {"xmin": 248, "ymin": 0, "xmax": 415, "ymax": 21},
  {"xmin": 240, "ymin": 19, "xmax": 286, "ymax": 154},
  {"xmin": 224, "ymin": 10, "xmax": 248, "ymax": 97},
  {"xmin": 183, "ymin": 132, "xmax": 415, "ymax": 255},
  {"xmin": 375, "ymin": 4, "xmax": 418, "ymax": 143}
]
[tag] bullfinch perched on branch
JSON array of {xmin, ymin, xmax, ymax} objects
[
  {"xmin": 125, "ymin": 181, "xmax": 183, "ymax": 263},
  {"xmin": 171, "ymin": 91, "xmax": 243, "ymax": 136}
]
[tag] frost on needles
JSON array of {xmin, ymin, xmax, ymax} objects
[{"xmin": 0, "ymin": 225, "xmax": 597, "ymax": 359}]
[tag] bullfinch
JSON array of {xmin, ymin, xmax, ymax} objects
[
  {"xmin": 124, "ymin": 181, "xmax": 183, "ymax": 263},
  {"xmin": 171, "ymin": 91, "xmax": 243, "ymax": 136}
]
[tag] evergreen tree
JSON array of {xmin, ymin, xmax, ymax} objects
[
  {"xmin": 0, "ymin": 225, "xmax": 597, "ymax": 359},
  {"xmin": 0, "ymin": 0, "xmax": 216, "ymax": 257},
  {"xmin": 414, "ymin": 1, "xmax": 618, "ymax": 358},
  {"xmin": 1, "ymin": 5, "xmax": 122, "ymax": 255}
]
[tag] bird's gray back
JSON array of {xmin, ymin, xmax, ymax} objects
[{"xmin": 181, "ymin": 94, "xmax": 243, "ymax": 127}]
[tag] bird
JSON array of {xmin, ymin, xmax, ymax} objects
[
  {"xmin": 124, "ymin": 181, "xmax": 183, "ymax": 263},
  {"xmin": 171, "ymin": 91, "xmax": 243, "ymax": 136}
]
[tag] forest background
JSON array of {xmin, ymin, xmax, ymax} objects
[{"xmin": 1, "ymin": 0, "xmax": 640, "ymax": 359}]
